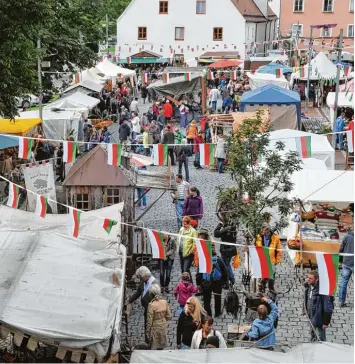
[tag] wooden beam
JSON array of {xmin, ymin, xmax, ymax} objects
[{"xmin": 135, "ymin": 190, "xmax": 167, "ymax": 221}]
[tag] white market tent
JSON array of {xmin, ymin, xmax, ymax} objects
[
  {"xmin": 288, "ymin": 169, "xmax": 354, "ymax": 203},
  {"xmin": 246, "ymin": 71, "xmax": 290, "ymax": 90},
  {"xmin": 19, "ymin": 109, "xmax": 83, "ymax": 142},
  {"xmin": 81, "ymin": 68, "xmax": 106, "ymax": 84},
  {"xmin": 130, "ymin": 343, "xmax": 353, "ymax": 363},
  {"xmin": 95, "ymin": 58, "xmax": 135, "ymax": 78},
  {"xmin": 326, "ymin": 92, "xmax": 354, "ymax": 129},
  {"xmin": 62, "ymin": 80, "xmax": 103, "ymax": 96},
  {"xmin": 46, "ymin": 93, "xmax": 100, "ymax": 118},
  {"xmin": 268, "ymin": 129, "xmax": 335, "ymax": 170},
  {"xmin": 0, "ymin": 203, "xmax": 125, "ymax": 357}
]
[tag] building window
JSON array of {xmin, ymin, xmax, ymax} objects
[
  {"xmin": 76, "ymin": 193, "xmax": 89, "ymax": 211},
  {"xmin": 348, "ymin": 24, "xmax": 355, "ymax": 37},
  {"xmin": 322, "ymin": 0, "xmax": 333, "ymax": 12},
  {"xmin": 174, "ymin": 54, "xmax": 185, "ymax": 64},
  {"xmin": 106, "ymin": 188, "xmax": 120, "ymax": 205},
  {"xmin": 320, "ymin": 27, "xmax": 332, "ymax": 37},
  {"xmin": 350, "ymin": 0, "xmax": 354, "ymax": 12},
  {"xmin": 196, "ymin": 0, "xmax": 206, "ymax": 14},
  {"xmin": 175, "ymin": 27, "xmax": 185, "ymax": 40},
  {"xmin": 291, "ymin": 24, "xmax": 303, "ymax": 37},
  {"xmin": 159, "ymin": 1, "xmax": 168, "ymax": 14},
  {"xmin": 138, "ymin": 27, "xmax": 147, "ymax": 40},
  {"xmin": 293, "ymin": 0, "xmax": 304, "ymax": 12},
  {"xmin": 213, "ymin": 27, "xmax": 223, "ymax": 41}
]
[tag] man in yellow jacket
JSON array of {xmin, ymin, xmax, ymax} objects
[{"xmin": 255, "ymin": 223, "xmax": 282, "ymax": 293}]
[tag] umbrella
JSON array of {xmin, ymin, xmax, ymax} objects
[
  {"xmin": 256, "ymin": 62, "xmax": 292, "ymax": 75},
  {"xmin": 130, "ymin": 153, "xmax": 153, "ymax": 168},
  {"xmin": 208, "ymin": 60, "xmax": 242, "ymax": 69}
]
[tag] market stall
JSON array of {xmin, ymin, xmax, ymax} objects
[
  {"xmin": 256, "ymin": 62, "xmax": 292, "ymax": 75},
  {"xmin": 267, "ymin": 129, "xmax": 335, "ymax": 169},
  {"xmin": 0, "ymin": 117, "xmax": 42, "ymax": 136},
  {"xmin": 326, "ymin": 92, "xmax": 354, "ymax": 129},
  {"xmin": 240, "ymin": 85, "xmax": 301, "ymax": 130},
  {"xmin": 130, "ymin": 342, "xmax": 353, "ymax": 363},
  {"xmin": 245, "ymin": 72, "xmax": 290, "ymax": 90},
  {"xmin": 286, "ymin": 170, "xmax": 354, "ymax": 266},
  {"xmin": 0, "ymin": 203, "xmax": 125, "ymax": 360}
]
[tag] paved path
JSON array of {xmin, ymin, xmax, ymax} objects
[{"xmin": 122, "ymin": 97, "xmax": 354, "ymax": 351}]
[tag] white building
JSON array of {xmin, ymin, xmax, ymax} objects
[{"xmin": 116, "ymin": 0, "xmax": 278, "ymax": 66}]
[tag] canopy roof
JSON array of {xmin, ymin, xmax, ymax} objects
[
  {"xmin": 81, "ymin": 68, "xmax": 106, "ymax": 84},
  {"xmin": 289, "ymin": 170, "xmax": 353, "ymax": 202},
  {"xmin": 208, "ymin": 59, "xmax": 242, "ymax": 69},
  {"xmin": 246, "ymin": 72, "xmax": 290, "ymax": 90},
  {"xmin": 130, "ymin": 342, "xmax": 353, "ymax": 363},
  {"xmin": 0, "ymin": 118, "xmax": 41, "ymax": 135},
  {"xmin": 241, "ymin": 85, "xmax": 300, "ymax": 105},
  {"xmin": 312, "ymin": 51, "xmax": 338, "ymax": 80},
  {"xmin": 268, "ymin": 129, "xmax": 335, "ymax": 169},
  {"xmin": 326, "ymin": 92, "xmax": 354, "ymax": 109},
  {"xmin": 63, "ymin": 80, "xmax": 103, "ymax": 95},
  {"xmin": 95, "ymin": 58, "xmax": 135, "ymax": 77},
  {"xmin": 47, "ymin": 93, "xmax": 100, "ymax": 110},
  {"xmin": 0, "ymin": 204, "xmax": 125, "ymax": 356},
  {"xmin": 0, "ymin": 135, "xmax": 19, "ymax": 149},
  {"xmin": 256, "ymin": 62, "xmax": 292, "ymax": 75}
]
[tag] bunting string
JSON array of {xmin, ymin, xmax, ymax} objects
[{"xmin": 0, "ymin": 175, "xmax": 353, "ymax": 256}]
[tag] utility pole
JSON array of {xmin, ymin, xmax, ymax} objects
[
  {"xmin": 332, "ymin": 28, "xmax": 344, "ymax": 145},
  {"xmin": 305, "ymin": 26, "xmax": 313, "ymax": 113},
  {"xmin": 37, "ymin": 38, "xmax": 43, "ymax": 121},
  {"xmin": 106, "ymin": 14, "xmax": 109, "ymax": 57}
]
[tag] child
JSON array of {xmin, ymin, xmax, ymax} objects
[
  {"xmin": 142, "ymin": 127, "xmax": 150, "ymax": 156},
  {"xmin": 174, "ymin": 272, "xmax": 199, "ymax": 315}
]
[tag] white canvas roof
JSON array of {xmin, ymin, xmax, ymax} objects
[
  {"xmin": 246, "ymin": 72, "xmax": 290, "ymax": 90},
  {"xmin": 326, "ymin": 92, "xmax": 354, "ymax": 109},
  {"xmin": 81, "ymin": 68, "xmax": 106, "ymax": 84},
  {"xmin": 63, "ymin": 80, "xmax": 103, "ymax": 94},
  {"xmin": 130, "ymin": 342, "xmax": 353, "ymax": 363},
  {"xmin": 268, "ymin": 129, "xmax": 335, "ymax": 169},
  {"xmin": 288, "ymin": 170, "xmax": 354, "ymax": 202},
  {"xmin": 95, "ymin": 58, "xmax": 135, "ymax": 77},
  {"xmin": 20, "ymin": 109, "xmax": 83, "ymax": 142},
  {"xmin": 49, "ymin": 93, "xmax": 100, "ymax": 110},
  {"xmin": 0, "ymin": 204, "xmax": 125, "ymax": 356}
]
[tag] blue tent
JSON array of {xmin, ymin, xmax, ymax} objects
[
  {"xmin": 0, "ymin": 135, "xmax": 18, "ymax": 149},
  {"xmin": 240, "ymin": 84, "xmax": 302, "ymax": 129},
  {"xmin": 256, "ymin": 62, "xmax": 292, "ymax": 75}
]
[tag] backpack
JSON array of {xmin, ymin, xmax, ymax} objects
[{"xmin": 211, "ymin": 259, "xmax": 222, "ymax": 281}]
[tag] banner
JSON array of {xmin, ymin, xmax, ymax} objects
[{"xmin": 23, "ymin": 162, "xmax": 57, "ymax": 213}]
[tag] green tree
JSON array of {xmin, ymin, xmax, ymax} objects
[{"xmin": 217, "ymin": 110, "xmax": 303, "ymax": 244}]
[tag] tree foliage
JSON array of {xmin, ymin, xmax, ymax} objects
[
  {"xmin": 217, "ymin": 110, "xmax": 303, "ymax": 244},
  {"xmin": 0, "ymin": 0, "xmax": 131, "ymax": 117}
]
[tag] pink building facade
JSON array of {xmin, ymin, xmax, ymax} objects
[{"xmin": 280, "ymin": 0, "xmax": 354, "ymax": 52}]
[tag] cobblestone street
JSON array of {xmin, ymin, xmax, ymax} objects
[{"xmin": 123, "ymin": 109, "xmax": 354, "ymax": 351}]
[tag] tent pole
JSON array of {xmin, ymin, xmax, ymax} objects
[{"xmin": 305, "ymin": 26, "xmax": 313, "ymax": 113}]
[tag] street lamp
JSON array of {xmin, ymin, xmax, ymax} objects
[{"xmin": 305, "ymin": 24, "xmax": 337, "ymax": 113}]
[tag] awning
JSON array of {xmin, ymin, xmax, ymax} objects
[
  {"xmin": 118, "ymin": 58, "xmax": 170, "ymax": 64},
  {"xmin": 208, "ymin": 60, "xmax": 242, "ymax": 69},
  {"xmin": 0, "ymin": 118, "xmax": 42, "ymax": 136}
]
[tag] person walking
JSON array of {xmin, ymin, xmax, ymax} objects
[
  {"xmin": 186, "ymin": 120, "xmax": 198, "ymax": 151},
  {"xmin": 163, "ymin": 100, "xmax": 174, "ymax": 121},
  {"xmin": 141, "ymin": 84, "xmax": 148, "ymax": 104},
  {"xmin": 174, "ymin": 272, "xmax": 199, "ymax": 315},
  {"xmin": 193, "ymin": 132, "xmax": 204, "ymax": 169},
  {"xmin": 173, "ymin": 174, "xmax": 190, "ymax": 229},
  {"xmin": 162, "ymin": 124, "xmax": 175, "ymax": 165},
  {"xmin": 214, "ymin": 222, "xmax": 237, "ymax": 287},
  {"xmin": 339, "ymin": 227, "xmax": 354, "ymax": 307},
  {"xmin": 335, "ymin": 112, "xmax": 346, "ymax": 150},
  {"xmin": 177, "ymin": 139, "xmax": 190, "ymax": 182},
  {"xmin": 304, "ymin": 270, "xmax": 334, "ymax": 342},
  {"xmin": 130, "ymin": 97, "xmax": 140, "ymax": 114},
  {"xmin": 127, "ymin": 266, "xmax": 160, "ymax": 342},
  {"xmin": 191, "ymin": 316, "xmax": 227, "ymax": 349},
  {"xmin": 179, "ymin": 103, "xmax": 189, "ymax": 128},
  {"xmin": 244, "ymin": 297, "xmax": 279, "ymax": 350},
  {"xmin": 209, "ymin": 86, "xmax": 219, "ymax": 111},
  {"xmin": 178, "ymin": 216, "xmax": 198, "ymax": 277},
  {"xmin": 196, "ymin": 245, "xmax": 228, "ymax": 318},
  {"xmin": 119, "ymin": 120, "xmax": 131, "ymax": 145},
  {"xmin": 131, "ymin": 112, "xmax": 141, "ymax": 140},
  {"xmin": 215, "ymin": 132, "xmax": 227, "ymax": 174},
  {"xmin": 159, "ymin": 234, "xmax": 177, "ymax": 293},
  {"xmin": 177, "ymin": 296, "xmax": 207, "ymax": 350},
  {"xmin": 183, "ymin": 187, "xmax": 204, "ymax": 226},
  {"xmin": 255, "ymin": 223, "xmax": 282, "ymax": 293},
  {"xmin": 174, "ymin": 127, "xmax": 185, "ymax": 145},
  {"xmin": 146, "ymin": 284, "xmax": 171, "ymax": 350}
]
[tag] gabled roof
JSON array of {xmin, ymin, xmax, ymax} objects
[
  {"xmin": 130, "ymin": 50, "xmax": 162, "ymax": 58},
  {"xmin": 231, "ymin": 0, "xmax": 277, "ymax": 22},
  {"xmin": 63, "ymin": 146, "xmax": 131, "ymax": 186}
]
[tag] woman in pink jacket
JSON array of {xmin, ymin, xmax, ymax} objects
[{"xmin": 174, "ymin": 272, "xmax": 199, "ymax": 315}]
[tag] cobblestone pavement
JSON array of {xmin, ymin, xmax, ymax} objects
[{"xmin": 122, "ymin": 97, "xmax": 354, "ymax": 352}]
